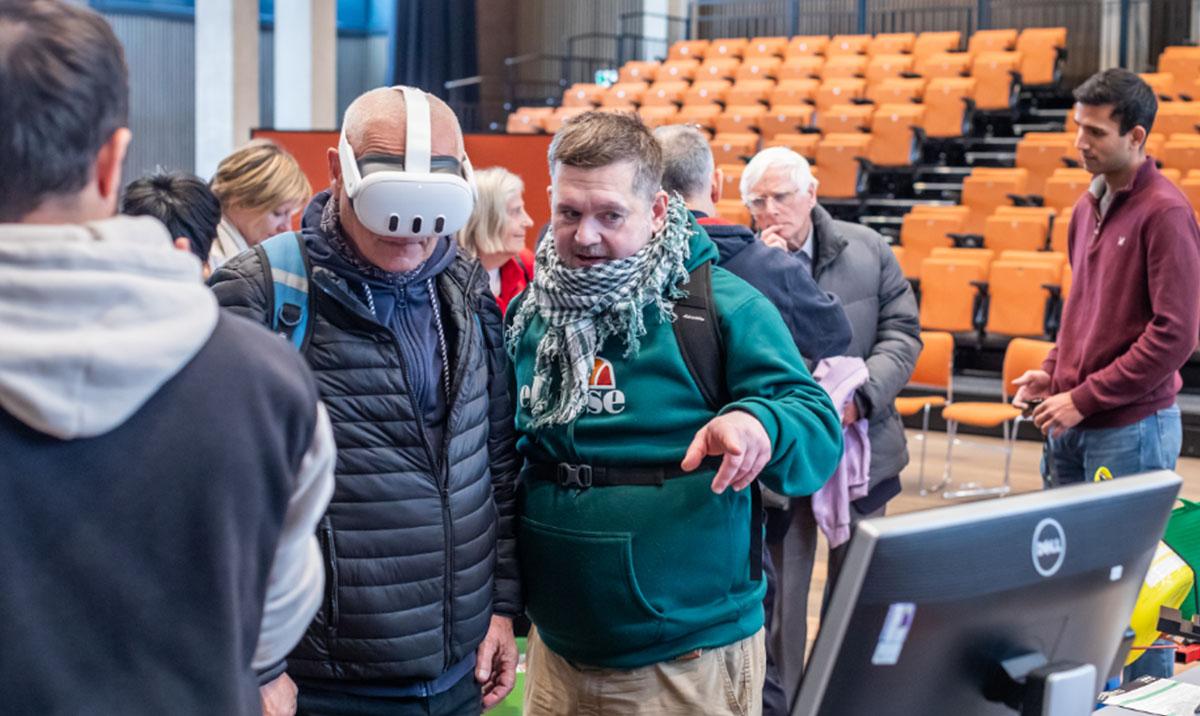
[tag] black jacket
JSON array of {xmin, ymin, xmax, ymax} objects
[
  {"xmin": 699, "ymin": 213, "xmax": 852, "ymax": 361},
  {"xmin": 209, "ymin": 216, "xmax": 521, "ymax": 683}
]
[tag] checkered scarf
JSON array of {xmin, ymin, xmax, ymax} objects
[{"xmin": 506, "ymin": 195, "xmax": 693, "ymax": 428}]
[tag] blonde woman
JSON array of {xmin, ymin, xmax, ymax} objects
[
  {"xmin": 458, "ymin": 167, "xmax": 535, "ymax": 314},
  {"xmin": 208, "ymin": 139, "xmax": 312, "ymax": 269}
]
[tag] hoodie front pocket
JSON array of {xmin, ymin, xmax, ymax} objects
[{"xmin": 520, "ymin": 517, "xmax": 665, "ymax": 652}]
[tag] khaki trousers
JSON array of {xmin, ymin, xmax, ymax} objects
[{"xmin": 523, "ymin": 627, "xmax": 765, "ymax": 716}]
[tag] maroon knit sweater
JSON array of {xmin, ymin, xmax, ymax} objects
[{"xmin": 1044, "ymin": 157, "xmax": 1200, "ymax": 429}]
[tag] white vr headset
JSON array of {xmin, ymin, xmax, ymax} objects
[{"xmin": 338, "ymin": 85, "xmax": 476, "ymax": 238}]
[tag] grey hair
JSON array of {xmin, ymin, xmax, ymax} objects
[
  {"xmin": 653, "ymin": 124, "xmax": 714, "ymax": 199},
  {"xmin": 739, "ymin": 146, "xmax": 819, "ymax": 202}
]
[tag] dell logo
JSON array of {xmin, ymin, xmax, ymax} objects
[{"xmin": 1032, "ymin": 518, "xmax": 1066, "ymax": 577}]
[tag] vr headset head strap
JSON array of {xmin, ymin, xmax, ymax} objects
[{"xmin": 399, "ymin": 86, "xmax": 432, "ymax": 175}]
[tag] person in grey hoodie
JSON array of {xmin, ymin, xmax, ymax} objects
[{"xmin": 0, "ymin": 2, "xmax": 335, "ymax": 715}]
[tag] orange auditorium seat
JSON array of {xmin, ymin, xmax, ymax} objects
[
  {"xmin": 506, "ymin": 107, "xmax": 553, "ymax": 134},
  {"xmin": 719, "ymin": 164, "xmax": 744, "ymax": 200},
  {"xmin": 746, "ymin": 36, "xmax": 788, "ymax": 58},
  {"xmin": 779, "ymin": 56, "xmax": 825, "ymax": 81},
  {"xmin": 683, "ymin": 79, "xmax": 733, "ymax": 106},
  {"xmin": 822, "ymin": 55, "xmax": 868, "ymax": 80},
  {"xmin": 918, "ymin": 257, "xmax": 988, "ymax": 332},
  {"xmin": 1042, "ymin": 168, "xmax": 1092, "ymax": 215},
  {"xmin": 736, "ymin": 56, "xmax": 783, "ymax": 81},
  {"xmin": 968, "ymin": 28, "xmax": 1018, "ymax": 55},
  {"xmin": 619, "ymin": 60, "xmax": 660, "ymax": 84},
  {"xmin": 817, "ymin": 103, "xmax": 874, "ymax": 135},
  {"xmin": 668, "ymin": 39, "xmax": 709, "ymax": 61},
  {"xmin": 912, "ymin": 31, "xmax": 962, "ymax": 64},
  {"xmin": 867, "ymin": 77, "xmax": 927, "ymax": 104},
  {"xmin": 562, "ymin": 83, "xmax": 606, "ymax": 108},
  {"xmin": 917, "ymin": 52, "xmax": 972, "ymax": 80},
  {"xmin": 766, "ymin": 132, "xmax": 821, "ymax": 160},
  {"xmin": 638, "ymin": 105, "xmax": 680, "ymax": 129},
  {"xmin": 923, "ymin": 78, "xmax": 975, "ymax": 138},
  {"xmin": 710, "ymin": 133, "xmax": 759, "ymax": 165},
  {"xmin": 759, "ymin": 105, "xmax": 815, "ymax": 139},
  {"xmin": 727, "ymin": 79, "xmax": 776, "ymax": 107},
  {"xmin": 786, "ymin": 35, "xmax": 830, "ymax": 57},
  {"xmin": 676, "ymin": 103, "xmax": 723, "ymax": 133},
  {"xmin": 815, "ymin": 78, "xmax": 867, "ymax": 113},
  {"xmin": 815, "ymin": 133, "xmax": 871, "ymax": 199},
  {"xmin": 972, "ymin": 52, "xmax": 1021, "ymax": 111},
  {"xmin": 868, "ymin": 104, "xmax": 926, "ymax": 166},
  {"xmin": 715, "ymin": 104, "xmax": 769, "ymax": 134},
  {"xmin": 601, "ymin": 82, "xmax": 649, "ymax": 108},
  {"xmin": 898, "ymin": 211, "xmax": 963, "ymax": 278},
  {"xmin": 698, "ymin": 57, "xmax": 742, "ymax": 82},
  {"xmin": 866, "ymin": 54, "xmax": 915, "ymax": 84},
  {"xmin": 827, "ymin": 34, "xmax": 871, "ymax": 57},
  {"xmin": 868, "ymin": 33, "xmax": 916, "ymax": 56},
  {"xmin": 706, "ymin": 38, "xmax": 748, "ymax": 59},
  {"xmin": 1015, "ymin": 27, "xmax": 1066, "ymax": 86},
  {"xmin": 960, "ymin": 168, "xmax": 1028, "ymax": 233},
  {"xmin": 659, "ymin": 58, "xmax": 701, "ymax": 82},
  {"xmin": 642, "ymin": 80, "xmax": 690, "ymax": 107}
]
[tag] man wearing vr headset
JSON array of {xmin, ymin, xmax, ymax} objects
[
  {"xmin": 211, "ymin": 87, "xmax": 520, "ymax": 716},
  {"xmin": 506, "ymin": 111, "xmax": 842, "ymax": 715}
]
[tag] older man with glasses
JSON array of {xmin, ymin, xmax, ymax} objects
[{"xmin": 740, "ymin": 146, "xmax": 921, "ymax": 710}]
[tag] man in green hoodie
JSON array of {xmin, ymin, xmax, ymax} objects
[{"xmin": 506, "ymin": 111, "xmax": 843, "ymax": 715}]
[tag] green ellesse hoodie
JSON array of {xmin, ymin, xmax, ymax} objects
[{"xmin": 510, "ymin": 222, "xmax": 843, "ymax": 669}]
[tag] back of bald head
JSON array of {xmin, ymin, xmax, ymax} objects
[{"xmin": 341, "ymin": 86, "xmax": 464, "ymax": 159}]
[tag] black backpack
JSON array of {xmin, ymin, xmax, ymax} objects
[{"xmin": 672, "ymin": 262, "xmax": 764, "ymax": 581}]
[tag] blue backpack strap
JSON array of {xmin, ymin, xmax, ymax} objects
[{"xmin": 258, "ymin": 232, "xmax": 311, "ymax": 352}]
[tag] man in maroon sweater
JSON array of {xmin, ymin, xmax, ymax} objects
[{"xmin": 1014, "ymin": 68, "xmax": 1200, "ymax": 484}]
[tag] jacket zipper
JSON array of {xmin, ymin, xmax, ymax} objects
[
  {"xmin": 436, "ymin": 264, "xmax": 481, "ymax": 669},
  {"xmin": 319, "ymin": 268, "xmax": 475, "ymax": 671},
  {"xmin": 319, "ymin": 518, "xmax": 338, "ymax": 636}
]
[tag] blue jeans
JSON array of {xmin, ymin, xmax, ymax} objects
[{"xmin": 1041, "ymin": 405, "xmax": 1182, "ymax": 486}]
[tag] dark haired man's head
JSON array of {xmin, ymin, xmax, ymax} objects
[
  {"xmin": 122, "ymin": 172, "xmax": 222, "ymax": 263},
  {"xmin": 546, "ymin": 111, "xmax": 669, "ymax": 268},
  {"xmin": 1072, "ymin": 68, "xmax": 1157, "ymax": 179},
  {"xmin": 0, "ymin": 0, "xmax": 131, "ymax": 223}
]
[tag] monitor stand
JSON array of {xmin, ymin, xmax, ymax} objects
[{"xmin": 989, "ymin": 652, "xmax": 1098, "ymax": 716}]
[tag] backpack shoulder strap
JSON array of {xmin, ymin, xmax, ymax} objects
[
  {"xmin": 672, "ymin": 261, "xmax": 729, "ymax": 411},
  {"xmin": 672, "ymin": 261, "xmax": 763, "ymax": 581},
  {"xmin": 256, "ymin": 232, "xmax": 313, "ymax": 353}
]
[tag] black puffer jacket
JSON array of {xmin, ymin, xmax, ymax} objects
[{"xmin": 209, "ymin": 213, "xmax": 520, "ymax": 683}]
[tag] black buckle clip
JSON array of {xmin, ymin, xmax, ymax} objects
[{"xmin": 556, "ymin": 463, "xmax": 593, "ymax": 489}]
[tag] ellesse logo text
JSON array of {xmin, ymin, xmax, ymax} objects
[{"xmin": 519, "ymin": 357, "xmax": 626, "ymax": 415}]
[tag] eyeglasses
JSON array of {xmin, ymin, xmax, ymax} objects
[{"xmin": 745, "ymin": 188, "xmax": 800, "ymax": 212}]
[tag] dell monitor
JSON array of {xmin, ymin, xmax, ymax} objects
[{"xmin": 793, "ymin": 471, "xmax": 1182, "ymax": 716}]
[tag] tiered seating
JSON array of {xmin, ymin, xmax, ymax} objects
[{"xmin": 505, "ymin": 27, "xmax": 1066, "ymax": 139}]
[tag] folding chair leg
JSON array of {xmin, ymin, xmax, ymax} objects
[
  {"xmin": 923, "ymin": 417, "xmax": 955, "ymax": 496},
  {"xmin": 942, "ymin": 418, "xmax": 1014, "ymax": 500},
  {"xmin": 918, "ymin": 403, "xmax": 931, "ymax": 486}
]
